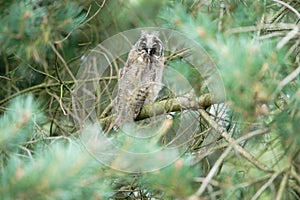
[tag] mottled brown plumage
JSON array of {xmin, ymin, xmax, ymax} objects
[{"xmin": 114, "ymin": 31, "xmax": 164, "ymax": 129}]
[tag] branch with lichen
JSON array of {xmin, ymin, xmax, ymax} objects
[{"xmin": 99, "ymin": 93, "xmax": 220, "ymax": 128}]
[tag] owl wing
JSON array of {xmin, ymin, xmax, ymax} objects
[
  {"xmin": 113, "ymin": 50, "xmax": 140, "ymax": 128},
  {"xmin": 131, "ymin": 86, "xmax": 149, "ymax": 119}
]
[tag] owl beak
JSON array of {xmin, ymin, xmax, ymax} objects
[{"xmin": 147, "ymin": 48, "xmax": 151, "ymax": 55}]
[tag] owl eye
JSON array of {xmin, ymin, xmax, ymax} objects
[
  {"xmin": 151, "ymin": 43, "xmax": 162, "ymax": 57},
  {"xmin": 149, "ymin": 48, "xmax": 157, "ymax": 56},
  {"xmin": 137, "ymin": 43, "xmax": 147, "ymax": 53},
  {"xmin": 137, "ymin": 47, "xmax": 145, "ymax": 52}
]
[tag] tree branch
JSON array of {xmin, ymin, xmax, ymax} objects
[
  {"xmin": 137, "ymin": 93, "xmax": 217, "ymax": 120},
  {"xmin": 99, "ymin": 93, "xmax": 220, "ymax": 128},
  {"xmin": 0, "ymin": 77, "xmax": 116, "ymax": 106},
  {"xmin": 198, "ymin": 109, "xmax": 273, "ymax": 173}
]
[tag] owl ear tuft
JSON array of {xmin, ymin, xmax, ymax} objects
[
  {"xmin": 141, "ymin": 30, "xmax": 159, "ymax": 37},
  {"xmin": 141, "ymin": 30, "xmax": 148, "ymax": 37},
  {"xmin": 151, "ymin": 31, "xmax": 159, "ymax": 37}
]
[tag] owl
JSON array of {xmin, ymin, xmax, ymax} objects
[{"xmin": 113, "ymin": 31, "xmax": 165, "ymax": 129}]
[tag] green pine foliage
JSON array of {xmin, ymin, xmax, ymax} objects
[
  {"xmin": 0, "ymin": 95, "xmax": 39, "ymax": 157},
  {"xmin": 0, "ymin": 0, "xmax": 86, "ymax": 63},
  {"xmin": 0, "ymin": 95, "xmax": 110, "ymax": 199},
  {"xmin": 0, "ymin": 0, "xmax": 299, "ymax": 199}
]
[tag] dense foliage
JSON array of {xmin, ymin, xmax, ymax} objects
[{"xmin": 0, "ymin": 0, "xmax": 299, "ymax": 199}]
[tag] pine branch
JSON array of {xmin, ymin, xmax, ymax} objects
[
  {"xmin": 137, "ymin": 93, "xmax": 217, "ymax": 120},
  {"xmin": 99, "ymin": 93, "xmax": 220, "ymax": 128},
  {"xmin": 0, "ymin": 77, "xmax": 116, "ymax": 106}
]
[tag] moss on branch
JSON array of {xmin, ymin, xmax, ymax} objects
[{"xmin": 99, "ymin": 93, "xmax": 220, "ymax": 128}]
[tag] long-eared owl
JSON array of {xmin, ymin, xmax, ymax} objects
[{"xmin": 114, "ymin": 30, "xmax": 165, "ymax": 129}]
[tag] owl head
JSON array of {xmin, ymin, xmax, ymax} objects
[{"xmin": 135, "ymin": 30, "xmax": 164, "ymax": 59}]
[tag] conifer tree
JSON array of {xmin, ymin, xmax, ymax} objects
[{"xmin": 0, "ymin": 1, "xmax": 299, "ymax": 199}]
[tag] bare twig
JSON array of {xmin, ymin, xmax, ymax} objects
[
  {"xmin": 289, "ymin": 182, "xmax": 300, "ymax": 196},
  {"xmin": 272, "ymin": 0, "xmax": 300, "ymax": 20},
  {"xmin": 275, "ymin": 172, "xmax": 289, "ymax": 200},
  {"xmin": 250, "ymin": 171, "xmax": 282, "ymax": 200},
  {"xmin": 195, "ymin": 146, "xmax": 232, "ymax": 196},
  {"xmin": 27, "ymin": 64, "xmax": 59, "ymax": 82},
  {"xmin": 268, "ymin": 3, "xmax": 286, "ymax": 23},
  {"xmin": 50, "ymin": 43, "xmax": 76, "ymax": 82},
  {"xmin": 291, "ymin": 171, "xmax": 300, "ymax": 183},
  {"xmin": 258, "ymin": 32, "xmax": 286, "ymax": 40},
  {"xmin": 230, "ymin": 174, "xmax": 277, "ymax": 190},
  {"xmin": 235, "ymin": 128, "xmax": 270, "ymax": 143},
  {"xmin": 0, "ymin": 75, "xmax": 11, "ymax": 80},
  {"xmin": 218, "ymin": 1, "xmax": 225, "ymax": 31},
  {"xmin": 198, "ymin": 109, "xmax": 273, "ymax": 173},
  {"xmin": 277, "ymin": 26, "xmax": 299, "ymax": 49},
  {"xmin": 276, "ymin": 65, "xmax": 300, "ymax": 92},
  {"xmin": 0, "ymin": 77, "xmax": 115, "ymax": 106},
  {"xmin": 82, "ymin": 0, "xmax": 106, "ymax": 25},
  {"xmin": 191, "ymin": 127, "xmax": 270, "ymax": 165},
  {"xmin": 194, "ymin": 177, "xmax": 220, "ymax": 187},
  {"xmin": 226, "ymin": 23, "xmax": 298, "ymax": 34},
  {"xmin": 54, "ymin": 0, "xmax": 106, "ymax": 44}
]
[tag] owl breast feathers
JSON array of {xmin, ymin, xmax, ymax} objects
[{"xmin": 114, "ymin": 31, "xmax": 165, "ymax": 129}]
